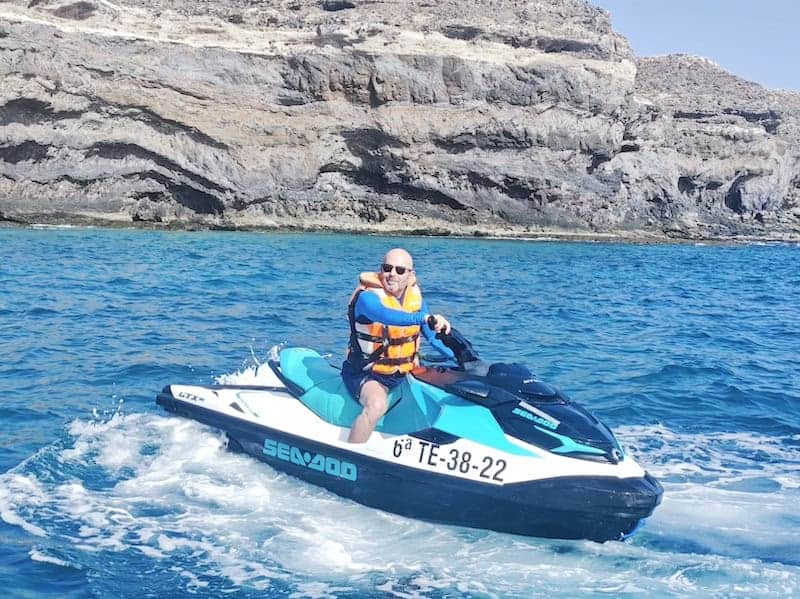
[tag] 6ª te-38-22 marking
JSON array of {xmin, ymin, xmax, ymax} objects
[{"xmin": 393, "ymin": 438, "xmax": 506, "ymax": 482}]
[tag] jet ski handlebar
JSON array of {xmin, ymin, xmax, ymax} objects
[{"xmin": 426, "ymin": 318, "xmax": 482, "ymax": 369}]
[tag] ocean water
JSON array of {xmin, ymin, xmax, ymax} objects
[{"xmin": 0, "ymin": 227, "xmax": 798, "ymax": 598}]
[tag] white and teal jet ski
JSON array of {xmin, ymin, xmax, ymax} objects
[{"xmin": 156, "ymin": 330, "xmax": 662, "ymax": 542}]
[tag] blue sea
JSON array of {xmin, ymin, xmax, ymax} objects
[{"xmin": 1, "ymin": 227, "xmax": 798, "ymax": 598}]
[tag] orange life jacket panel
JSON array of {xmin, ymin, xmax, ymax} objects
[{"xmin": 347, "ymin": 272, "xmax": 422, "ymax": 375}]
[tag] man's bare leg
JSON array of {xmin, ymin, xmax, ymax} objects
[{"xmin": 348, "ymin": 380, "xmax": 389, "ymax": 443}]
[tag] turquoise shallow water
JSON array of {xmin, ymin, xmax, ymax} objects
[{"xmin": 1, "ymin": 227, "xmax": 799, "ymax": 597}]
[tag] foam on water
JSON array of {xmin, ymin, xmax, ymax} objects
[
  {"xmin": 29, "ymin": 549, "xmax": 72, "ymax": 567},
  {"xmin": 1, "ymin": 404, "xmax": 799, "ymax": 597},
  {"xmin": 616, "ymin": 425, "xmax": 800, "ymax": 567},
  {"xmin": 29, "ymin": 224, "xmax": 80, "ymax": 229}
]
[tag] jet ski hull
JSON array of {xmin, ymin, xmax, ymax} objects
[{"xmin": 157, "ymin": 387, "xmax": 662, "ymax": 542}]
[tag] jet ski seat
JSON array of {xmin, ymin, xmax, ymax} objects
[{"xmin": 279, "ymin": 348, "xmax": 442, "ymax": 434}]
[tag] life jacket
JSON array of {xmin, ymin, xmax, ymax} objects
[{"xmin": 347, "ymin": 272, "xmax": 422, "ymax": 375}]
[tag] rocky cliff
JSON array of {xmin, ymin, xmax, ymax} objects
[{"xmin": 1, "ymin": 0, "xmax": 798, "ymax": 240}]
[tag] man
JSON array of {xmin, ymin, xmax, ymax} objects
[{"xmin": 342, "ymin": 248, "xmax": 454, "ymax": 443}]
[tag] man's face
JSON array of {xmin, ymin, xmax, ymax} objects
[{"xmin": 380, "ymin": 251, "xmax": 413, "ymax": 297}]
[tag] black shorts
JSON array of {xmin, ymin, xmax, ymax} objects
[{"xmin": 341, "ymin": 360, "xmax": 405, "ymax": 401}]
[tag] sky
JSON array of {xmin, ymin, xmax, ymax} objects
[{"xmin": 591, "ymin": 1, "xmax": 800, "ymax": 91}]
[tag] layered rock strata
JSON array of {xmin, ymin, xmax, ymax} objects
[{"xmin": 1, "ymin": 0, "xmax": 798, "ymax": 240}]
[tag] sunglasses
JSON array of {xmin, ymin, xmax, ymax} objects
[{"xmin": 381, "ymin": 263, "xmax": 409, "ymax": 275}]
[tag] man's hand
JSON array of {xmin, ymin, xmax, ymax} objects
[{"xmin": 430, "ymin": 314, "xmax": 451, "ymax": 334}]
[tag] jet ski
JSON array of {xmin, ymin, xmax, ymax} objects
[{"xmin": 156, "ymin": 329, "xmax": 662, "ymax": 542}]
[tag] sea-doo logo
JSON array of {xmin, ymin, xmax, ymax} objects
[
  {"xmin": 262, "ymin": 438, "xmax": 358, "ymax": 481},
  {"xmin": 512, "ymin": 406, "xmax": 559, "ymax": 430}
]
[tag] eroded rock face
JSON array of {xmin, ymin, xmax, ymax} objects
[
  {"xmin": 621, "ymin": 55, "xmax": 800, "ymax": 239},
  {"xmin": 0, "ymin": 0, "xmax": 798, "ymax": 239}
]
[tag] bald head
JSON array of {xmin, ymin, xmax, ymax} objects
[
  {"xmin": 379, "ymin": 248, "xmax": 414, "ymax": 298},
  {"xmin": 383, "ymin": 248, "xmax": 413, "ymax": 270}
]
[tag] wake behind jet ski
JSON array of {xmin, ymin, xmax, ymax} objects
[{"xmin": 156, "ymin": 328, "xmax": 662, "ymax": 542}]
